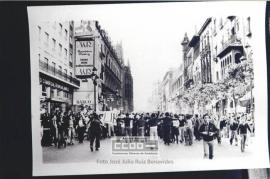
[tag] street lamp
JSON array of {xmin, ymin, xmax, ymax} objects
[{"xmin": 89, "ymin": 67, "xmax": 99, "ymax": 112}]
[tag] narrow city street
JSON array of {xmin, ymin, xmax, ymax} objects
[{"xmin": 43, "ymin": 136, "xmax": 255, "ymax": 163}]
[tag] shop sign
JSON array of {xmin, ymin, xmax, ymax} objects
[
  {"xmin": 75, "ymin": 39, "xmax": 94, "ymax": 77},
  {"xmin": 73, "ymin": 91, "xmax": 94, "ymax": 106}
]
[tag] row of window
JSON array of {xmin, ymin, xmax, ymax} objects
[
  {"xmin": 49, "ymin": 22, "xmax": 69, "ymax": 40},
  {"xmin": 38, "ymin": 25, "xmax": 73, "ymax": 60},
  {"xmin": 39, "ymin": 54, "xmax": 73, "ymax": 77},
  {"xmin": 41, "ymin": 84, "xmax": 72, "ymax": 100},
  {"xmin": 172, "ymin": 76, "xmax": 183, "ymax": 93},
  {"xmin": 106, "ymin": 56, "xmax": 121, "ymax": 80},
  {"xmin": 221, "ymin": 55, "xmax": 232, "ymax": 68}
]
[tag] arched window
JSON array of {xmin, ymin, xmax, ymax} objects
[{"xmin": 229, "ymin": 55, "xmax": 232, "ymax": 63}]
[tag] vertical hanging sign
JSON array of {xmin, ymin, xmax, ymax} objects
[{"xmin": 75, "ymin": 39, "xmax": 94, "ymax": 77}]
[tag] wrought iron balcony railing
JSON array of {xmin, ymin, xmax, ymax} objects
[
  {"xmin": 39, "ymin": 60, "xmax": 80, "ymax": 87},
  {"xmin": 217, "ymin": 35, "xmax": 242, "ymax": 58}
]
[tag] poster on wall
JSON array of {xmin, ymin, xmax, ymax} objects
[{"xmin": 75, "ymin": 39, "xmax": 94, "ymax": 77}]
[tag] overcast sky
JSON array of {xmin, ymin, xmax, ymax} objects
[
  {"xmin": 70, "ymin": 3, "xmax": 207, "ymax": 112},
  {"xmin": 28, "ymin": 2, "xmax": 263, "ymax": 112}
]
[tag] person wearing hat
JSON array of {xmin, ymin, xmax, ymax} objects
[
  {"xmin": 88, "ymin": 113, "xmax": 102, "ymax": 151},
  {"xmin": 199, "ymin": 114, "xmax": 218, "ymax": 159}
]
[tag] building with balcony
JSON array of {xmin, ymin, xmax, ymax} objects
[
  {"xmin": 94, "ymin": 21, "xmax": 124, "ymax": 111},
  {"xmin": 211, "ymin": 16, "xmax": 253, "ymax": 115},
  {"xmin": 213, "ymin": 16, "xmax": 252, "ymax": 82},
  {"xmin": 34, "ymin": 21, "xmax": 80, "ymax": 113},
  {"xmin": 73, "ymin": 20, "xmax": 133, "ymax": 113},
  {"xmin": 199, "ymin": 18, "xmax": 213, "ymax": 84}
]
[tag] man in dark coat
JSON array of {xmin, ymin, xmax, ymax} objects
[
  {"xmin": 199, "ymin": 114, "xmax": 218, "ymax": 159},
  {"xmin": 162, "ymin": 112, "xmax": 172, "ymax": 145},
  {"xmin": 193, "ymin": 114, "xmax": 201, "ymax": 141},
  {"xmin": 89, "ymin": 113, "xmax": 102, "ymax": 152},
  {"xmin": 238, "ymin": 116, "xmax": 251, "ymax": 152},
  {"xmin": 230, "ymin": 116, "xmax": 239, "ymax": 146},
  {"xmin": 41, "ymin": 109, "xmax": 53, "ymax": 146}
]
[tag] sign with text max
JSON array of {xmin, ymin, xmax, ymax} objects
[{"xmin": 75, "ymin": 39, "xmax": 94, "ymax": 77}]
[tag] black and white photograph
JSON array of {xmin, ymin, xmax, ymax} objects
[{"xmin": 28, "ymin": 1, "xmax": 269, "ymax": 176}]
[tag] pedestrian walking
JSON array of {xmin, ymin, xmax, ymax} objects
[
  {"xmin": 238, "ymin": 115, "xmax": 251, "ymax": 152},
  {"xmin": 144, "ymin": 113, "xmax": 151, "ymax": 136},
  {"xmin": 162, "ymin": 112, "xmax": 172, "ymax": 145},
  {"xmin": 219, "ymin": 116, "xmax": 227, "ymax": 140},
  {"xmin": 172, "ymin": 114, "xmax": 180, "ymax": 144},
  {"xmin": 57, "ymin": 111, "xmax": 67, "ymax": 148},
  {"xmin": 149, "ymin": 113, "xmax": 158, "ymax": 141},
  {"xmin": 67, "ymin": 111, "xmax": 75, "ymax": 145},
  {"xmin": 229, "ymin": 116, "xmax": 239, "ymax": 146},
  {"xmin": 77, "ymin": 114, "xmax": 86, "ymax": 143},
  {"xmin": 184, "ymin": 115, "xmax": 193, "ymax": 146},
  {"xmin": 179, "ymin": 114, "xmax": 186, "ymax": 143},
  {"xmin": 137, "ymin": 114, "xmax": 145, "ymax": 137},
  {"xmin": 51, "ymin": 111, "xmax": 58, "ymax": 147},
  {"xmin": 132, "ymin": 114, "xmax": 139, "ymax": 136},
  {"xmin": 193, "ymin": 114, "xmax": 201, "ymax": 141},
  {"xmin": 41, "ymin": 109, "xmax": 53, "ymax": 147},
  {"xmin": 89, "ymin": 113, "xmax": 102, "ymax": 152},
  {"xmin": 124, "ymin": 113, "xmax": 132, "ymax": 137},
  {"xmin": 213, "ymin": 115, "xmax": 221, "ymax": 144},
  {"xmin": 199, "ymin": 114, "xmax": 218, "ymax": 159}
]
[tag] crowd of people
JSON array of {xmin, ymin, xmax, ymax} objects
[{"xmin": 40, "ymin": 107, "xmax": 255, "ymax": 158}]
